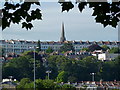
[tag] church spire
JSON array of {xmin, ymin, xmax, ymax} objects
[{"xmin": 60, "ymin": 22, "xmax": 66, "ymax": 42}]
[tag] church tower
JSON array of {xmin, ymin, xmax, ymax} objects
[{"xmin": 60, "ymin": 22, "xmax": 66, "ymax": 42}]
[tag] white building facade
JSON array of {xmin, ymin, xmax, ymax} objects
[
  {"xmin": 92, "ymin": 52, "xmax": 120, "ymax": 61},
  {"xmin": 0, "ymin": 39, "xmax": 120, "ymax": 55}
]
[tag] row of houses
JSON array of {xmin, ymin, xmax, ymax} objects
[{"xmin": 0, "ymin": 39, "xmax": 120, "ymax": 55}]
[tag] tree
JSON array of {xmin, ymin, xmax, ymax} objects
[
  {"xmin": 80, "ymin": 56, "xmax": 100, "ymax": 81},
  {"xmin": 81, "ymin": 48, "xmax": 89, "ymax": 51},
  {"xmin": 68, "ymin": 76, "xmax": 77, "ymax": 83},
  {"xmin": 16, "ymin": 78, "xmax": 75, "ymax": 89},
  {"xmin": 61, "ymin": 84, "xmax": 75, "ymax": 89},
  {"xmin": 115, "ymin": 56, "xmax": 120, "ymax": 80},
  {"xmin": 2, "ymin": 54, "xmax": 46, "ymax": 80},
  {"xmin": 57, "ymin": 71, "xmax": 68, "ymax": 82},
  {"xmin": 59, "ymin": 1, "xmax": 120, "ymax": 28},
  {"xmin": 101, "ymin": 45, "xmax": 110, "ymax": 51},
  {"xmin": 2, "ymin": 0, "xmax": 119, "ymax": 30},
  {"xmin": 46, "ymin": 56, "xmax": 59, "ymax": 79},
  {"xmin": 109, "ymin": 47, "xmax": 120, "ymax": 53},
  {"xmin": 35, "ymin": 79, "xmax": 44, "ymax": 88},
  {"xmin": 17, "ymin": 78, "xmax": 31, "ymax": 89},
  {"xmin": 21, "ymin": 51, "xmax": 42, "ymax": 61},
  {"xmin": 42, "ymin": 79, "xmax": 57, "ymax": 88},
  {"xmin": 59, "ymin": 43, "xmax": 75, "ymax": 52},
  {"xmin": 46, "ymin": 47, "xmax": 54, "ymax": 53},
  {"xmin": 101, "ymin": 61, "xmax": 116, "ymax": 81},
  {"xmin": 36, "ymin": 40, "xmax": 41, "ymax": 52},
  {"xmin": 2, "ymin": 0, "xmax": 42, "ymax": 30},
  {"xmin": 0, "ymin": 47, "xmax": 4, "ymax": 56}
]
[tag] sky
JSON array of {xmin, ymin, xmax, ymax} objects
[{"xmin": 1, "ymin": 1, "xmax": 119, "ymax": 41}]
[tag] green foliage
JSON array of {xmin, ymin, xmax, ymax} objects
[
  {"xmin": 62, "ymin": 84, "xmax": 75, "ymax": 89},
  {"xmin": 2, "ymin": 55, "xmax": 46, "ymax": 80},
  {"xmin": 3, "ymin": 56, "xmax": 33, "ymax": 80},
  {"xmin": 42, "ymin": 79, "xmax": 56, "ymax": 88},
  {"xmin": 81, "ymin": 48, "xmax": 89, "ymax": 51},
  {"xmin": 46, "ymin": 47, "xmax": 54, "ymax": 53},
  {"xmin": 68, "ymin": 76, "xmax": 77, "ymax": 83},
  {"xmin": 35, "ymin": 79, "xmax": 44, "ymax": 88},
  {"xmin": 114, "ymin": 56, "xmax": 120, "ymax": 80},
  {"xmin": 24, "ymin": 82, "xmax": 34, "ymax": 88},
  {"xmin": 57, "ymin": 71, "xmax": 68, "ymax": 82},
  {"xmin": 17, "ymin": 78, "xmax": 31, "ymax": 88},
  {"xmin": 47, "ymin": 55, "xmax": 100, "ymax": 81},
  {"xmin": 17, "ymin": 78, "xmax": 75, "ymax": 89},
  {"xmin": 3, "ymin": 51, "xmax": 120, "ymax": 83},
  {"xmin": 80, "ymin": 56, "xmax": 99, "ymax": 81},
  {"xmin": 59, "ymin": 43, "xmax": 75, "ymax": 52},
  {"xmin": 102, "ymin": 45, "xmax": 110, "ymax": 51},
  {"xmin": 0, "ymin": 47, "xmax": 3, "ymax": 56},
  {"xmin": 101, "ymin": 61, "xmax": 116, "ymax": 81},
  {"xmin": 36, "ymin": 40, "xmax": 41, "ymax": 52},
  {"xmin": 21, "ymin": 51, "xmax": 42, "ymax": 60},
  {"xmin": 109, "ymin": 47, "xmax": 120, "ymax": 53}
]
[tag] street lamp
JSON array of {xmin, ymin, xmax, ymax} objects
[
  {"xmin": 29, "ymin": 46, "xmax": 38, "ymax": 90},
  {"xmin": 46, "ymin": 70, "xmax": 51, "ymax": 80},
  {"xmin": 90, "ymin": 73, "xmax": 95, "ymax": 82}
]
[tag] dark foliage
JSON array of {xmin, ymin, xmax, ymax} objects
[
  {"xmin": 2, "ymin": 1, "xmax": 41, "ymax": 30},
  {"xmin": 59, "ymin": 1, "xmax": 74, "ymax": 12},
  {"xmin": 36, "ymin": 40, "xmax": 41, "ymax": 52},
  {"xmin": 59, "ymin": 43, "xmax": 75, "ymax": 52},
  {"xmin": 1, "ymin": 1, "xmax": 120, "ymax": 30},
  {"xmin": 59, "ymin": 1, "xmax": 120, "ymax": 28}
]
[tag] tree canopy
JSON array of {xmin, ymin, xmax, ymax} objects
[
  {"xmin": 2, "ymin": 0, "xmax": 41, "ymax": 30},
  {"xmin": 0, "ymin": 47, "xmax": 4, "ymax": 56},
  {"xmin": 36, "ymin": 40, "xmax": 41, "ymax": 52},
  {"xmin": 109, "ymin": 47, "xmax": 120, "ymax": 53},
  {"xmin": 46, "ymin": 47, "xmax": 54, "ymax": 53},
  {"xmin": 17, "ymin": 78, "xmax": 75, "ymax": 89},
  {"xmin": 3, "ymin": 51, "xmax": 46, "ymax": 80},
  {"xmin": 59, "ymin": 43, "xmax": 75, "ymax": 52},
  {"xmin": 1, "ymin": 0, "xmax": 120, "ymax": 30},
  {"xmin": 59, "ymin": 1, "xmax": 120, "ymax": 28},
  {"xmin": 101, "ymin": 45, "xmax": 110, "ymax": 51},
  {"xmin": 3, "ymin": 52, "xmax": 120, "ymax": 82}
]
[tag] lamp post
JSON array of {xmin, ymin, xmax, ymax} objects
[
  {"xmin": 46, "ymin": 70, "xmax": 51, "ymax": 80},
  {"xmin": 29, "ymin": 46, "xmax": 38, "ymax": 90},
  {"xmin": 90, "ymin": 73, "xmax": 95, "ymax": 82},
  {"xmin": 33, "ymin": 48, "xmax": 36, "ymax": 90}
]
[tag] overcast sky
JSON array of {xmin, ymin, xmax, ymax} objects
[{"xmin": 1, "ymin": 2, "xmax": 118, "ymax": 41}]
